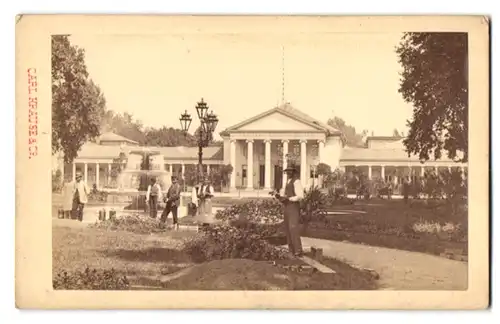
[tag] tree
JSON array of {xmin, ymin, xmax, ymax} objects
[
  {"xmin": 193, "ymin": 126, "xmax": 215, "ymax": 146},
  {"xmin": 52, "ymin": 35, "xmax": 106, "ymax": 163},
  {"xmin": 101, "ymin": 110, "xmax": 202, "ymax": 147},
  {"xmin": 315, "ymin": 163, "xmax": 331, "ymax": 177},
  {"xmin": 143, "ymin": 126, "xmax": 197, "ymax": 147},
  {"xmin": 327, "ymin": 116, "xmax": 366, "ymax": 147},
  {"xmin": 101, "ymin": 111, "xmax": 147, "ymax": 144},
  {"xmin": 396, "ymin": 32, "xmax": 468, "ymax": 162}
]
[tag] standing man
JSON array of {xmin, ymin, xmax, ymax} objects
[
  {"xmin": 160, "ymin": 176, "xmax": 182, "ymax": 230},
  {"xmin": 189, "ymin": 179, "xmax": 202, "ymax": 217},
  {"xmin": 71, "ymin": 171, "xmax": 89, "ymax": 222},
  {"xmin": 274, "ymin": 164, "xmax": 304, "ymax": 257},
  {"xmin": 146, "ymin": 177, "xmax": 162, "ymax": 218},
  {"xmin": 197, "ymin": 176, "xmax": 215, "ymax": 225}
]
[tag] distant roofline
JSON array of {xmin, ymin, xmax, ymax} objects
[
  {"xmin": 366, "ymin": 136, "xmax": 403, "ymax": 141},
  {"xmin": 99, "ymin": 131, "xmax": 139, "ymax": 144}
]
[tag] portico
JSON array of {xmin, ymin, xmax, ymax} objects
[{"xmin": 220, "ymin": 103, "xmax": 344, "ymax": 191}]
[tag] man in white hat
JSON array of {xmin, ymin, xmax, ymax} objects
[{"xmin": 71, "ymin": 171, "xmax": 89, "ymax": 221}]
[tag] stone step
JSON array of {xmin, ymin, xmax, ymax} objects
[{"xmin": 298, "ymin": 255, "xmax": 336, "ymax": 274}]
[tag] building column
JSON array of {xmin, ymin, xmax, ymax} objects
[
  {"xmin": 300, "ymin": 140, "xmax": 307, "ymax": 187},
  {"xmin": 246, "ymin": 140, "xmax": 254, "ymax": 189},
  {"xmin": 282, "ymin": 140, "xmax": 289, "ymax": 188},
  {"xmin": 368, "ymin": 165, "xmax": 372, "ymax": 180},
  {"xmin": 381, "ymin": 165, "xmax": 385, "ymax": 181},
  {"xmin": 84, "ymin": 163, "xmax": 88, "ymax": 184},
  {"xmin": 420, "ymin": 166, "xmax": 425, "ymax": 177},
  {"xmin": 207, "ymin": 164, "xmax": 210, "ymax": 175},
  {"xmin": 317, "ymin": 139, "xmax": 325, "ymax": 163},
  {"xmin": 181, "ymin": 163, "xmax": 185, "ymax": 179},
  {"xmin": 108, "ymin": 163, "xmax": 112, "ymax": 186},
  {"xmin": 169, "ymin": 164, "xmax": 173, "ymax": 174},
  {"xmin": 72, "ymin": 162, "xmax": 76, "ymax": 181},
  {"xmin": 264, "ymin": 139, "xmax": 272, "ymax": 190},
  {"xmin": 230, "ymin": 140, "xmax": 237, "ymax": 190},
  {"xmin": 96, "ymin": 162, "xmax": 100, "ymax": 189}
]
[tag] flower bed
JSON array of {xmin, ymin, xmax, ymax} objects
[
  {"xmin": 53, "ymin": 267, "xmax": 130, "ymax": 290},
  {"xmin": 89, "ymin": 214, "xmax": 198, "ymax": 235},
  {"xmin": 305, "ymin": 199, "xmax": 468, "ymax": 256}
]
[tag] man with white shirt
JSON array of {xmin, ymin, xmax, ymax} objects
[
  {"xmin": 197, "ymin": 176, "xmax": 215, "ymax": 225},
  {"xmin": 275, "ymin": 164, "xmax": 304, "ymax": 256},
  {"xmin": 146, "ymin": 177, "xmax": 163, "ymax": 219},
  {"xmin": 71, "ymin": 171, "xmax": 89, "ymax": 222}
]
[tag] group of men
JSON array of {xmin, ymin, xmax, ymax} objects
[
  {"xmin": 146, "ymin": 175, "xmax": 215, "ymax": 229},
  {"xmin": 64, "ymin": 164, "xmax": 304, "ymax": 257}
]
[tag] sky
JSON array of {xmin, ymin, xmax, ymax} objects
[{"xmin": 70, "ymin": 31, "xmax": 414, "ymax": 140}]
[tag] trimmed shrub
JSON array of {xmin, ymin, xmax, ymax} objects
[
  {"xmin": 89, "ymin": 214, "xmax": 163, "ymax": 234},
  {"xmin": 215, "ymin": 198, "xmax": 284, "ymax": 224},
  {"xmin": 53, "ymin": 267, "xmax": 129, "ymax": 290},
  {"xmin": 299, "ymin": 186, "xmax": 328, "ymax": 226},
  {"xmin": 88, "ymin": 185, "xmax": 109, "ymax": 203},
  {"xmin": 182, "ymin": 223, "xmax": 290, "ymax": 262},
  {"xmin": 215, "ymin": 187, "xmax": 328, "ymax": 225}
]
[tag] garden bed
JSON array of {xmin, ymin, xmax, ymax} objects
[
  {"xmin": 212, "ymin": 194, "xmax": 467, "ymax": 257},
  {"xmin": 304, "ymin": 199, "xmax": 468, "ymax": 257},
  {"xmin": 303, "ymin": 227, "xmax": 467, "ymax": 257},
  {"xmin": 53, "ymin": 221, "xmax": 377, "ymax": 290}
]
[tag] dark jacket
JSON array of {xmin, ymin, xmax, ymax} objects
[{"xmin": 165, "ymin": 183, "xmax": 181, "ymax": 206}]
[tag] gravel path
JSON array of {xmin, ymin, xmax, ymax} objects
[{"xmin": 301, "ymin": 237, "xmax": 468, "ymax": 290}]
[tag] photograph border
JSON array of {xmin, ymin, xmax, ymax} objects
[{"xmin": 15, "ymin": 15, "xmax": 489, "ymax": 309}]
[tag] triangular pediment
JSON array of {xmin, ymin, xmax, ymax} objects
[
  {"xmin": 238, "ymin": 111, "xmax": 321, "ymax": 131},
  {"xmin": 225, "ymin": 109, "xmax": 325, "ymax": 133}
]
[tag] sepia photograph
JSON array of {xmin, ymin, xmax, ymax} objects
[{"xmin": 16, "ymin": 15, "xmax": 489, "ymax": 309}]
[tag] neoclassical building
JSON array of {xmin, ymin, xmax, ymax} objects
[{"xmin": 53, "ymin": 103, "xmax": 467, "ymax": 191}]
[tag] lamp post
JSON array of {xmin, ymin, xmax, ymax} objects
[{"xmin": 179, "ymin": 98, "xmax": 219, "ymax": 181}]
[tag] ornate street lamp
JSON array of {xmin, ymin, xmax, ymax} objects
[{"xmin": 179, "ymin": 98, "xmax": 219, "ymax": 180}]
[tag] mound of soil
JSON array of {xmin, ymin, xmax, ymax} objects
[{"xmin": 162, "ymin": 259, "xmax": 377, "ymax": 290}]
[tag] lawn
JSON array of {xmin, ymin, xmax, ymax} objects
[
  {"xmin": 304, "ymin": 199, "xmax": 468, "ymax": 257},
  {"xmin": 52, "ymin": 224, "xmax": 194, "ymax": 279},
  {"xmin": 53, "ymin": 222, "xmax": 378, "ymax": 290}
]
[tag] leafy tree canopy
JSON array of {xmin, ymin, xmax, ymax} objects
[
  {"xmin": 101, "ymin": 111, "xmax": 222, "ymax": 147},
  {"xmin": 327, "ymin": 116, "xmax": 367, "ymax": 147},
  {"xmin": 52, "ymin": 35, "xmax": 106, "ymax": 163},
  {"xmin": 396, "ymin": 32, "xmax": 468, "ymax": 162}
]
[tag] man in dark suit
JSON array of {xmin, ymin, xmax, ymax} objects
[
  {"xmin": 160, "ymin": 176, "xmax": 182, "ymax": 230},
  {"xmin": 273, "ymin": 163, "xmax": 304, "ymax": 257}
]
